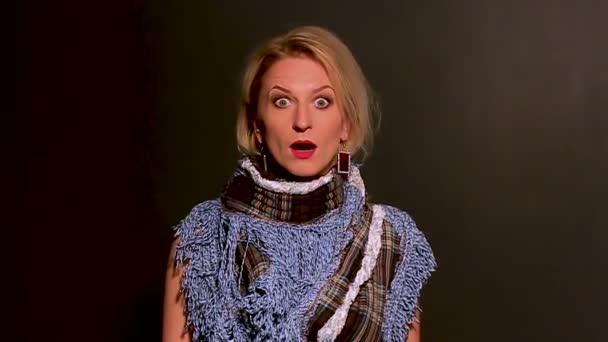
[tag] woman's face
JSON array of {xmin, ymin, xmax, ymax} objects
[{"xmin": 255, "ymin": 56, "xmax": 350, "ymax": 178}]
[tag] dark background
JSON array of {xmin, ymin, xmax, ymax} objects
[{"xmin": 16, "ymin": 0, "xmax": 607, "ymax": 341}]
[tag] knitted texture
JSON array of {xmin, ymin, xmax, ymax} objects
[
  {"xmin": 381, "ymin": 205, "xmax": 437, "ymax": 341},
  {"xmin": 240, "ymin": 158, "xmax": 335, "ymax": 194},
  {"xmin": 173, "ymin": 159, "xmax": 436, "ymax": 341}
]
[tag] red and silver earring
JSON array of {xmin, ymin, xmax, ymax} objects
[{"xmin": 337, "ymin": 142, "xmax": 350, "ymax": 179}]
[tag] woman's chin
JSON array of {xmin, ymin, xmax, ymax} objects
[{"xmin": 280, "ymin": 159, "xmax": 333, "ymax": 180}]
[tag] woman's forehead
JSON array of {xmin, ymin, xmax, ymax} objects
[{"xmin": 261, "ymin": 57, "xmax": 334, "ymax": 92}]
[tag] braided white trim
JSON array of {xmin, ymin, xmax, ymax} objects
[
  {"xmin": 317, "ymin": 205, "xmax": 386, "ymax": 341},
  {"xmin": 348, "ymin": 167, "xmax": 365, "ymax": 197},
  {"xmin": 240, "ymin": 158, "xmax": 364, "ymax": 195}
]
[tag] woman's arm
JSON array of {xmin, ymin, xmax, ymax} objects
[
  {"xmin": 406, "ymin": 309, "xmax": 422, "ymax": 342},
  {"xmin": 162, "ymin": 239, "xmax": 191, "ymax": 342}
]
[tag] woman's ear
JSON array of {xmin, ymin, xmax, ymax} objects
[
  {"xmin": 340, "ymin": 119, "xmax": 352, "ymax": 143},
  {"xmin": 254, "ymin": 121, "xmax": 263, "ymax": 145}
]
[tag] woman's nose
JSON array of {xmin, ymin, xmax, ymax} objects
[{"xmin": 292, "ymin": 104, "xmax": 312, "ymax": 132}]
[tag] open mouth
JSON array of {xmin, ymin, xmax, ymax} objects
[
  {"xmin": 290, "ymin": 140, "xmax": 317, "ymax": 159},
  {"xmin": 290, "ymin": 141, "xmax": 317, "ymax": 150}
]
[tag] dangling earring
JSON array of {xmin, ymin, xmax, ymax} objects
[
  {"xmin": 262, "ymin": 147, "xmax": 268, "ymax": 173},
  {"xmin": 337, "ymin": 142, "xmax": 350, "ymax": 178},
  {"xmin": 256, "ymin": 128, "xmax": 267, "ymax": 173}
]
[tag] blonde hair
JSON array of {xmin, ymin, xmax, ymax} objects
[{"xmin": 236, "ymin": 25, "xmax": 380, "ymax": 160}]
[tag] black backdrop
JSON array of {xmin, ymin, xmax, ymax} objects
[{"xmin": 16, "ymin": 0, "xmax": 607, "ymax": 341}]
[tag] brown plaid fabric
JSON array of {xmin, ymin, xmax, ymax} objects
[
  {"xmin": 222, "ymin": 173, "xmax": 344, "ymax": 223},
  {"xmin": 306, "ymin": 204, "xmax": 401, "ymax": 341},
  {"xmin": 234, "ymin": 235, "xmax": 269, "ymax": 295},
  {"xmin": 222, "ymin": 170, "xmax": 403, "ymax": 341}
]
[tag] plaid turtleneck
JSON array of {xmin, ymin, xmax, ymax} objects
[{"xmin": 221, "ymin": 162, "xmax": 344, "ymax": 223}]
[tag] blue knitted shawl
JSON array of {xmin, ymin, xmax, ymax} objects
[{"xmin": 174, "ymin": 160, "xmax": 436, "ymax": 341}]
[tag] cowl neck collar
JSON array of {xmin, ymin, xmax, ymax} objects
[{"xmin": 221, "ymin": 158, "xmax": 349, "ymax": 223}]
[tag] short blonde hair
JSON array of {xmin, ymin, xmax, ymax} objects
[{"xmin": 236, "ymin": 25, "xmax": 380, "ymax": 159}]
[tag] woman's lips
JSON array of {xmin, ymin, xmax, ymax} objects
[
  {"xmin": 290, "ymin": 148, "xmax": 316, "ymax": 159},
  {"xmin": 290, "ymin": 140, "xmax": 317, "ymax": 159}
]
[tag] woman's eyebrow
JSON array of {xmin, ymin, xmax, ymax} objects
[
  {"xmin": 312, "ymin": 85, "xmax": 334, "ymax": 93},
  {"xmin": 269, "ymin": 85, "xmax": 292, "ymax": 95},
  {"xmin": 268, "ymin": 84, "xmax": 334, "ymax": 95}
]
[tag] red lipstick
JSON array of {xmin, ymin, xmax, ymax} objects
[{"xmin": 290, "ymin": 140, "xmax": 317, "ymax": 159}]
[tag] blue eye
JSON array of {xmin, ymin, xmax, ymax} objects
[
  {"xmin": 315, "ymin": 97, "xmax": 331, "ymax": 109},
  {"xmin": 273, "ymin": 97, "xmax": 291, "ymax": 108}
]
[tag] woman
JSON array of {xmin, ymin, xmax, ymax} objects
[{"xmin": 163, "ymin": 25, "xmax": 436, "ymax": 342}]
